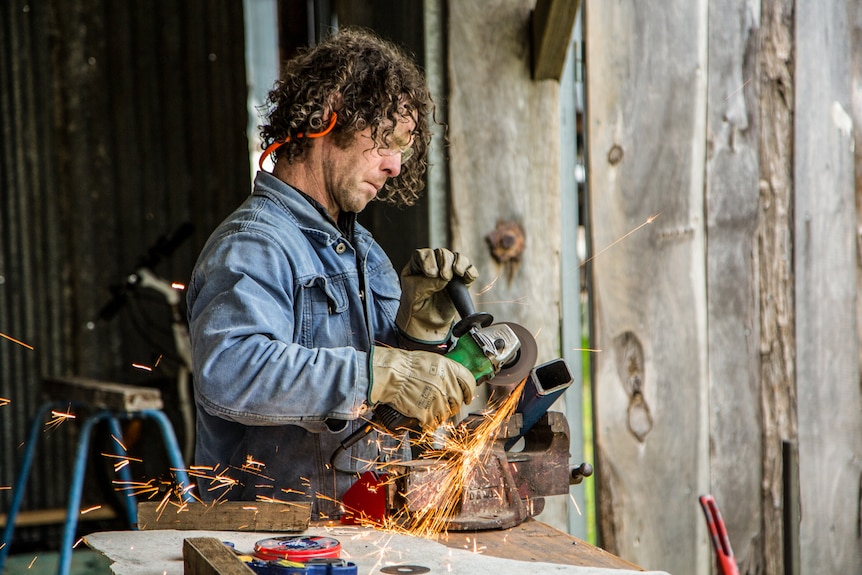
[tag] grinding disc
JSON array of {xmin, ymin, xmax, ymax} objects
[
  {"xmin": 490, "ymin": 321, "xmax": 538, "ymax": 388},
  {"xmin": 380, "ymin": 566, "xmax": 431, "ymax": 575}
]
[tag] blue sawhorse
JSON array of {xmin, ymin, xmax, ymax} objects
[{"xmin": 0, "ymin": 399, "xmax": 192, "ymax": 575}]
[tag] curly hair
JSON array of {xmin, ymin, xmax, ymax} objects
[{"xmin": 260, "ymin": 27, "xmax": 434, "ymax": 207}]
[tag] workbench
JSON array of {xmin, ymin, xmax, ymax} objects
[{"xmin": 85, "ymin": 520, "xmax": 669, "ymax": 575}]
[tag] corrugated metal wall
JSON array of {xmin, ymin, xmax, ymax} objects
[{"xmin": 0, "ymin": 0, "xmax": 249, "ymax": 548}]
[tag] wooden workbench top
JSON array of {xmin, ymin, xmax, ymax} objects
[
  {"xmin": 86, "ymin": 523, "xmax": 667, "ymax": 575},
  {"xmin": 439, "ymin": 518, "xmax": 645, "ymax": 571}
]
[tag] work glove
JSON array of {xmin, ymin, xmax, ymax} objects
[
  {"xmin": 396, "ymin": 248, "xmax": 479, "ymax": 344},
  {"xmin": 369, "ymin": 346, "xmax": 477, "ymax": 431}
]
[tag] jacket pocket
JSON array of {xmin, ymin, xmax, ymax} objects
[{"xmin": 300, "ymin": 275, "xmax": 351, "ymax": 347}]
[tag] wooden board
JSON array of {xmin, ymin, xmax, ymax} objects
[
  {"xmin": 532, "ymin": 0, "xmax": 580, "ymax": 80},
  {"xmin": 441, "ymin": 518, "xmax": 644, "ymax": 571},
  {"xmin": 794, "ymin": 0, "xmax": 862, "ymax": 573},
  {"xmin": 703, "ymin": 0, "xmax": 765, "ymax": 572},
  {"xmin": 446, "ymin": 0, "xmax": 566, "ymax": 529},
  {"xmin": 42, "ymin": 376, "xmax": 163, "ymax": 411},
  {"xmin": 138, "ymin": 501, "xmax": 311, "ymax": 532},
  {"xmin": 183, "ymin": 537, "xmax": 254, "ymax": 575},
  {"xmin": 585, "ymin": 1, "xmax": 709, "ymax": 573}
]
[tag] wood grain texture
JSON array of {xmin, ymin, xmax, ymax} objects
[
  {"xmin": 704, "ymin": 0, "xmax": 764, "ymax": 572},
  {"xmin": 585, "ymin": 1, "xmax": 710, "ymax": 573},
  {"xmin": 446, "ymin": 0, "xmax": 565, "ymax": 530},
  {"xmin": 441, "ymin": 518, "xmax": 645, "ymax": 571},
  {"xmin": 794, "ymin": 0, "xmax": 862, "ymax": 572},
  {"xmin": 758, "ymin": 2, "xmax": 797, "ymax": 573},
  {"xmin": 183, "ymin": 537, "xmax": 254, "ymax": 575},
  {"xmin": 138, "ymin": 501, "xmax": 311, "ymax": 532}
]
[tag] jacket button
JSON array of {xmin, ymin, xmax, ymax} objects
[{"xmin": 335, "ymin": 242, "xmax": 347, "ymax": 254}]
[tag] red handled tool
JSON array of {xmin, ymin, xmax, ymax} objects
[{"xmin": 699, "ymin": 494, "xmax": 740, "ymax": 575}]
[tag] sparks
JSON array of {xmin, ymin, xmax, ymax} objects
[
  {"xmin": 46, "ymin": 407, "xmax": 76, "ymax": 431},
  {"xmin": 132, "ymin": 363, "xmax": 153, "ymax": 372},
  {"xmin": 0, "ymin": 332, "xmax": 34, "ymax": 350},
  {"xmin": 0, "ymin": 397, "xmax": 10, "ymax": 407},
  {"xmin": 171, "ymin": 282, "xmax": 186, "ymax": 290},
  {"xmin": 581, "ymin": 212, "xmax": 661, "ymax": 268},
  {"xmin": 80, "ymin": 505, "xmax": 102, "ymax": 515}
]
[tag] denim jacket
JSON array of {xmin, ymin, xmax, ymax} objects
[{"xmin": 187, "ymin": 171, "xmax": 402, "ymax": 518}]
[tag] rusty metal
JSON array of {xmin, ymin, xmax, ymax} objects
[
  {"xmin": 386, "ymin": 410, "xmax": 577, "ymax": 531},
  {"xmin": 485, "ymin": 220, "xmax": 526, "ymax": 264}
]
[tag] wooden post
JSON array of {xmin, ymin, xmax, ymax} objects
[
  {"xmin": 446, "ymin": 0, "xmax": 566, "ymax": 529},
  {"xmin": 585, "ymin": 1, "xmax": 710, "ymax": 573},
  {"xmin": 794, "ymin": 0, "xmax": 862, "ymax": 572}
]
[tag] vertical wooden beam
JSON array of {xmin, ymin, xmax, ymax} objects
[
  {"xmin": 447, "ymin": 0, "xmax": 565, "ymax": 528},
  {"xmin": 758, "ymin": 1, "xmax": 796, "ymax": 573},
  {"xmin": 585, "ymin": 0, "xmax": 710, "ymax": 572},
  {"xmin": 531, "ymin": 0, "xmax": 580, "ymax": 81},
  {"xmin": 794, "ymin": 0, "xmax": 862, "ymax": 572},
  {"xmin": 704, "ymin": 0, "xmax": 763, "ymax": 572}
]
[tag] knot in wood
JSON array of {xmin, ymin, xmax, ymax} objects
[{"xmin": 485, "ymin": 220, "xmax": 525, "ymax": 264}]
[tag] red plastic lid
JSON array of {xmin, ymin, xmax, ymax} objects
[{"xmin": 253, "ymin": 536, "xmax": 341, "ymax": 561}]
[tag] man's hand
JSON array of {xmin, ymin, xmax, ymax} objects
[
  {"xmin": 369, "ymin": 346, "xmax": 476, "ymax": 431},
  {"xmin": 396, "ymin": 248, "xmax": 478, "ymax": 344}
]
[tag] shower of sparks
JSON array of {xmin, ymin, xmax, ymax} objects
[
  {"xmin": 45, "ymin": 407, "xmax": 76, "ymax": 431},
  {"xmin": 102, "ymin": 452, "xmax": 143, "ymax": 472},
  {"xmin": 581, "ymin": 213, "xmax": 661, "ymax": 268},
  {"xmin": 725, "ymin": 77, "xmax": 751, "ymax": 101},
  {"xmin": 111, "ymin": 434, "xmax": 128, "ymax": 452},
  {"xmin": 0, "ymin": 332, "xmax": 34, "ymax": 350},
  {"xmin": 569, "ymin": 492, "xmax": 583, "ymax": 516},
  {"xmin": 355, "ymin": 380, "xmax": 528, "ymax": 540}
]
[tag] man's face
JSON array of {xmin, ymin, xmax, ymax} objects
[{"xmin": 320, "ymin": 114, "xmax": 416, "ymax": 216}]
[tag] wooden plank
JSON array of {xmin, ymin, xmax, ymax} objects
[
  {"xmin": 756, "ymin": 2, "xmax": 797, "ymax": 573},
  {"xmin": 794, "ymin": 0, "xmax": 862, "ymax": 573},
  {"xmin": 138, "ymin": 501, "xmax": 311, "ymax": 532},
  {"xmin": 42, "ymin": 376, "xmax": 164, "ymax": 412},
  {"xmin": 182, "ymin": 537, "xmax": 254, "ymax": 575},
  {"xmin": 446, "ymin": 0, "xmax": 565, "ymax": 529},
  {"xmin": 0, "ymin": 506, "xmax": 117, "ymax": 528},
  {"xmin": 584, "ymin": 1, "xmax": 709, "ymax": 573},
  {"xmin": 531, "ymin": 0, "xmax": 580, "ymax": 80},
  {"xmin": 703, "ymin": 0, "xmax": 764, "ymax": 572},
  {"xmin": 442, "ymin": 518, "xmax": 645, "ymax": 571}
]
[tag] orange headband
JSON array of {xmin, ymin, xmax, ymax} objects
[{"xmin": 258, "ymin": 112, "xmax": 338, "ymax": 171}]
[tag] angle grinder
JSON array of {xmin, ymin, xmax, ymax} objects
[{"xmin": 328, "ymin": 277, "xmax": 537, "ymax": 469}]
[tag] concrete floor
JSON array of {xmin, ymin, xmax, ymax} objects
[{"xmin": 2, "ymin": 550, "xmax": 112, "ymax": 575}]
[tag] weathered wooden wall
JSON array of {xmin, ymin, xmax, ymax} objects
[
  {"xmin": 0, "ymin": 0, "xmax": 249, "ymax": 545},
  {"xmin": 586, "ymin": 0, "xmax": 862, "ymax": 573},
  {"xmin": 794, "ymin": 0, "xmax": 862, "ymax": 571},
  {"xmin": 446, "ymin": 0, "xmax": 567, "ymax": 529},
  {"xmin": 585, "ymin": 1, "xmax": 710, "ymax": 573}
]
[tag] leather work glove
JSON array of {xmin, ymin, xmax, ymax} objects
[
  {"xmin": 369, "ymin": 346, "xmax": 477, "ymax": 431},
  {"xmin": 396, "ymin": 248, "xmax": 479, "ymax": 344}
]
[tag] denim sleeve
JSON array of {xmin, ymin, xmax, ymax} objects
[{"xmin": 187, "ymin": 229, "xmax": 370, "ymax": 428}]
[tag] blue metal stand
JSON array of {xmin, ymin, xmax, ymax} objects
[{"xmin": 0, "ymin": 401, "xmax": 192, "ymax": 575}]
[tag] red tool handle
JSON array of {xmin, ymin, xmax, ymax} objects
[{"xmin": 698, "ymin": 494, "xmax": 740, "ymax": 575}]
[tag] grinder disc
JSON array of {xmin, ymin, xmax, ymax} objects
[{"xmin": 490, "ymin": 322, "xmax": 538, "ymax": 388}]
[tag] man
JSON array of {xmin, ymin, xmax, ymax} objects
[{"xmin": 186, "ymin": 28, "xmax": 478, "ymax": 518}]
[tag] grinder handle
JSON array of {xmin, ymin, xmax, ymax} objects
[{"xmin": 447, "ymin": 276, "xmax": 493, "ymax": 337}]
